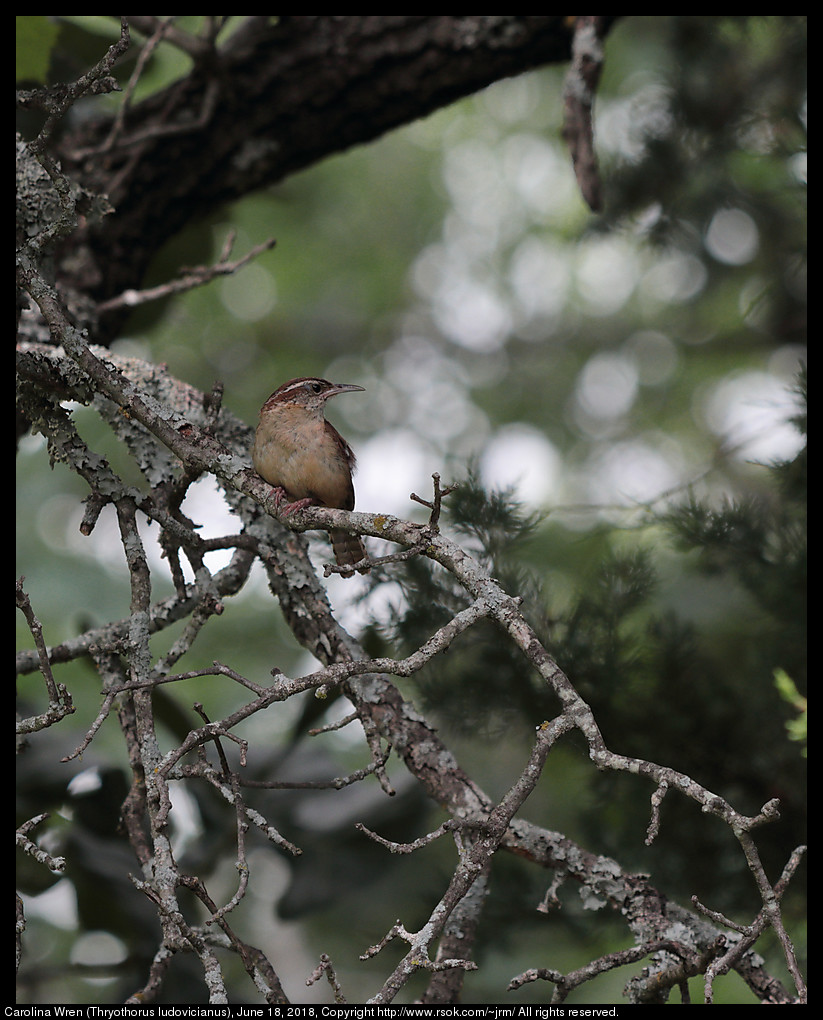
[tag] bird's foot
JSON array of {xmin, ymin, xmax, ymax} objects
[{"xmin": 271, "ymin": 487, "xmax": 314, "ymax": 517}]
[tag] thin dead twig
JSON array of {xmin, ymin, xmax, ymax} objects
[
  {"xmin": 97, "ymin": 234, "xmax": 277, "ymax": 313},
  {"xmin": 16, "ymin": 579, "xmax": 75, "ymax": 734}
]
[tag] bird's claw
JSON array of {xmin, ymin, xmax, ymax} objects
[{"xmin": 271, "ymin": 487, "xmax": 313, "ymax": 517}]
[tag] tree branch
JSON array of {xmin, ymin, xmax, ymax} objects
[{"xmin": 16, "ymin": 338, "xmax": 804, "ymax": 1004}]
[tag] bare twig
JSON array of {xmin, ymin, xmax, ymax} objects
[
  {"xmin": 125, "ymin": 15, "xmax": 228, "ymax": 61},
  {"xmin": 241, "ymin": 745, "xmax": 392, "ymax": 792},
  {"xmin": 306, "ymin": 954, "xmax": 347, "ymax": 1004},
  {"xmin": 646, "ymin": 779, "xmax": 669, "ymax": 845},
  {"xmin": 16, "ymin": 815, "xmax": 66, "ymax": 873},
  {"xmin": 355, "ymin": 817, "xmax": 470, "ymax": 854},
  {"xmin": 96, "ymin": 234, "xmax": 277, "ymax": 313},
  {"xmin": 182, "ymin": 759, "xmax": 302, "ymax": 857},
  {"xmin": 510, "ymin": 938, "xmax": 708, "ymax": 1004},
  {"xmin": 409, "ymin": 472, "xmax": 459, "ymax": 532},
  {"xmin": 101, "ymin": 17, "xmax": 178, "ymax": 153},
  {"xmin": 15, "ymin": 580, "xmax": 75, "ymax": 734}
]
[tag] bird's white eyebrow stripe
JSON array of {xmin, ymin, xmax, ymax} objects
[{"xmin": 273, "ymin": 379, "xmax": 318, "ymax": 401}]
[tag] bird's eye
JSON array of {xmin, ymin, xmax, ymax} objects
[{"xmin": 311, "ymin": 382, "xmax": 323, "ymax": 393}]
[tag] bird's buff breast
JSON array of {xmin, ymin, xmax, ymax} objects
[{"xmin": 252, "ymin": 415, "xmax": 346, "ymax": 504}]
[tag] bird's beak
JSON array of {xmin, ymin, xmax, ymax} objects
[{"xmin": 325, "ymin": 382, "xmax": 365, "ymax": 399}]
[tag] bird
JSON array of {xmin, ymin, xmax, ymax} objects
[{"xmin": 252, "ymin": 376, "xmax": 369, "ymax": 574}]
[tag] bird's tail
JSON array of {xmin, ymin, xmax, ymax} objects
[{"xmin": 331, "ymin": 530, "xmax": 369, "ymax": 575}]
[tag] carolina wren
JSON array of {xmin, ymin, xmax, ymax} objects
[{"xmin": 252, "ymin": 377, "xmax": 369, "ymax": 574}]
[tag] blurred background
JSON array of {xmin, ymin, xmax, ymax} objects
[{"xmin": 17, "ymin": 16, "xmax": 805, "ymax": 1005}]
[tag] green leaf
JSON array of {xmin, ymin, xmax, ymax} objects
[
  {"xmin": 16, "ymin": 16, "xmax": 60, "ymax": 84},
  {"xmin": 774, "ymin": 667, "xmax": 807, "ymax": 756}
]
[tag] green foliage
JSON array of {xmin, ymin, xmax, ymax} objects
[
  {"xmin": 551, "ymin": 548, "xmax": 657, "ymax": 697},
  {"xmin": 774, "ymin": 668, "xmax": 807, "ymax": 757},
  {"xmin": 16, "ymin": 16, "xmax": 60, "ymax": 84}
]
